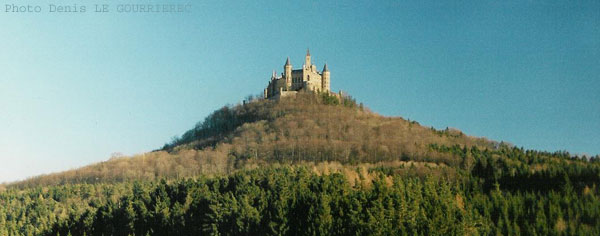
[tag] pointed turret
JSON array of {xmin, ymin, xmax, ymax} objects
[
  {"xmin": 285, "ymin": 57, "xmax": 291, "ymax": 66},
  {"xmin": 322, "ymin": 63, "xmax": 329, "ymax": 72},
  {"xmin": 305, "ymin": 48, "xmax": 311, "ymax": 67}
]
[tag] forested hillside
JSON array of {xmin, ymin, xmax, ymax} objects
[
  {"xmin": 1, "ymin": 92, "xmax": 599, "ymax": 235},
  {"xmin": 11, "ymin": 93, "xmax": 494, "ymax": 188}
]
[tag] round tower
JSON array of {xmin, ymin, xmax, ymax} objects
[
  {"xmin": 284, "ymin": 57, "xmax": 292, "ymax": 89},
  {"xmin": 322, "ymin": 63, "xmax": 330, "ymax": 92}
]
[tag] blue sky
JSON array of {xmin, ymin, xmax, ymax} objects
[{"xmin": 1, "ymin": 1, "xmax": 599, "ymax": 182}]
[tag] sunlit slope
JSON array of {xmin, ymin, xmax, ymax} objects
[
  {"xmin": 166, "ymin": 92, "xmax": 495, "ymax": 163},
  {"xmin": 12, "ymin": 93, "xmax": 496, "ymax": 187}
]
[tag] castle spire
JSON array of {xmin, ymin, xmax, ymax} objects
[
  {"xmin": 305, "ymin": 48, "xmax": 311, "ymax": 66},
  {"xmin": 285, "ymin": 57, "xmax": 290, "ymax": 66},
  {"xmin": 323, "ymin": 62, "xmax": 329, "ymax": 72}
]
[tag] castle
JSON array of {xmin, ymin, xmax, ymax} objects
[{"xmin": 264, "ymin": 50, "xmax": 330, "ymax": 99}]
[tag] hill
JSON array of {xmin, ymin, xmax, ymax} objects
[
  {"xmin": 11, "ymin": 92, "xmax": 495, "ymax": 188},
  {"xmin": 1, "ymin": 92, "xmax": 600, "ymax": 235}
]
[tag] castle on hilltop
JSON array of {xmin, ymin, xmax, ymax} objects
[{"xmin": 264, "ymin": 50, "xmax": 330, "ymax": 99}]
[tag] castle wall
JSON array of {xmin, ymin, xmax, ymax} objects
[
  {"xmin": 291, "ymin": 70, "xmax": 303, "ymax": 90},
  {"xmin": 271, "ymin": 90, "xmax": 298, "ymax": 100},
  {"xmin": 303, "ymin": 68, "xmax": 323, "ymax": 93}
]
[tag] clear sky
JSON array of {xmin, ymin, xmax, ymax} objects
[{"xmin": 1, "ymin": 1, "xmax": 599, "ymax": 182}]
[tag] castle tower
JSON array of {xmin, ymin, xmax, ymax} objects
[
  {"xmin": 304, "ymin": 49, "xmax": 311, "ymax": 67},
  {"xmin": 322, "ymin": 63, "xmax": 330, "ymax": 92},
  {"xmin": 284, "ymin": 57, "xmax": 292, "ymax": 89}
]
